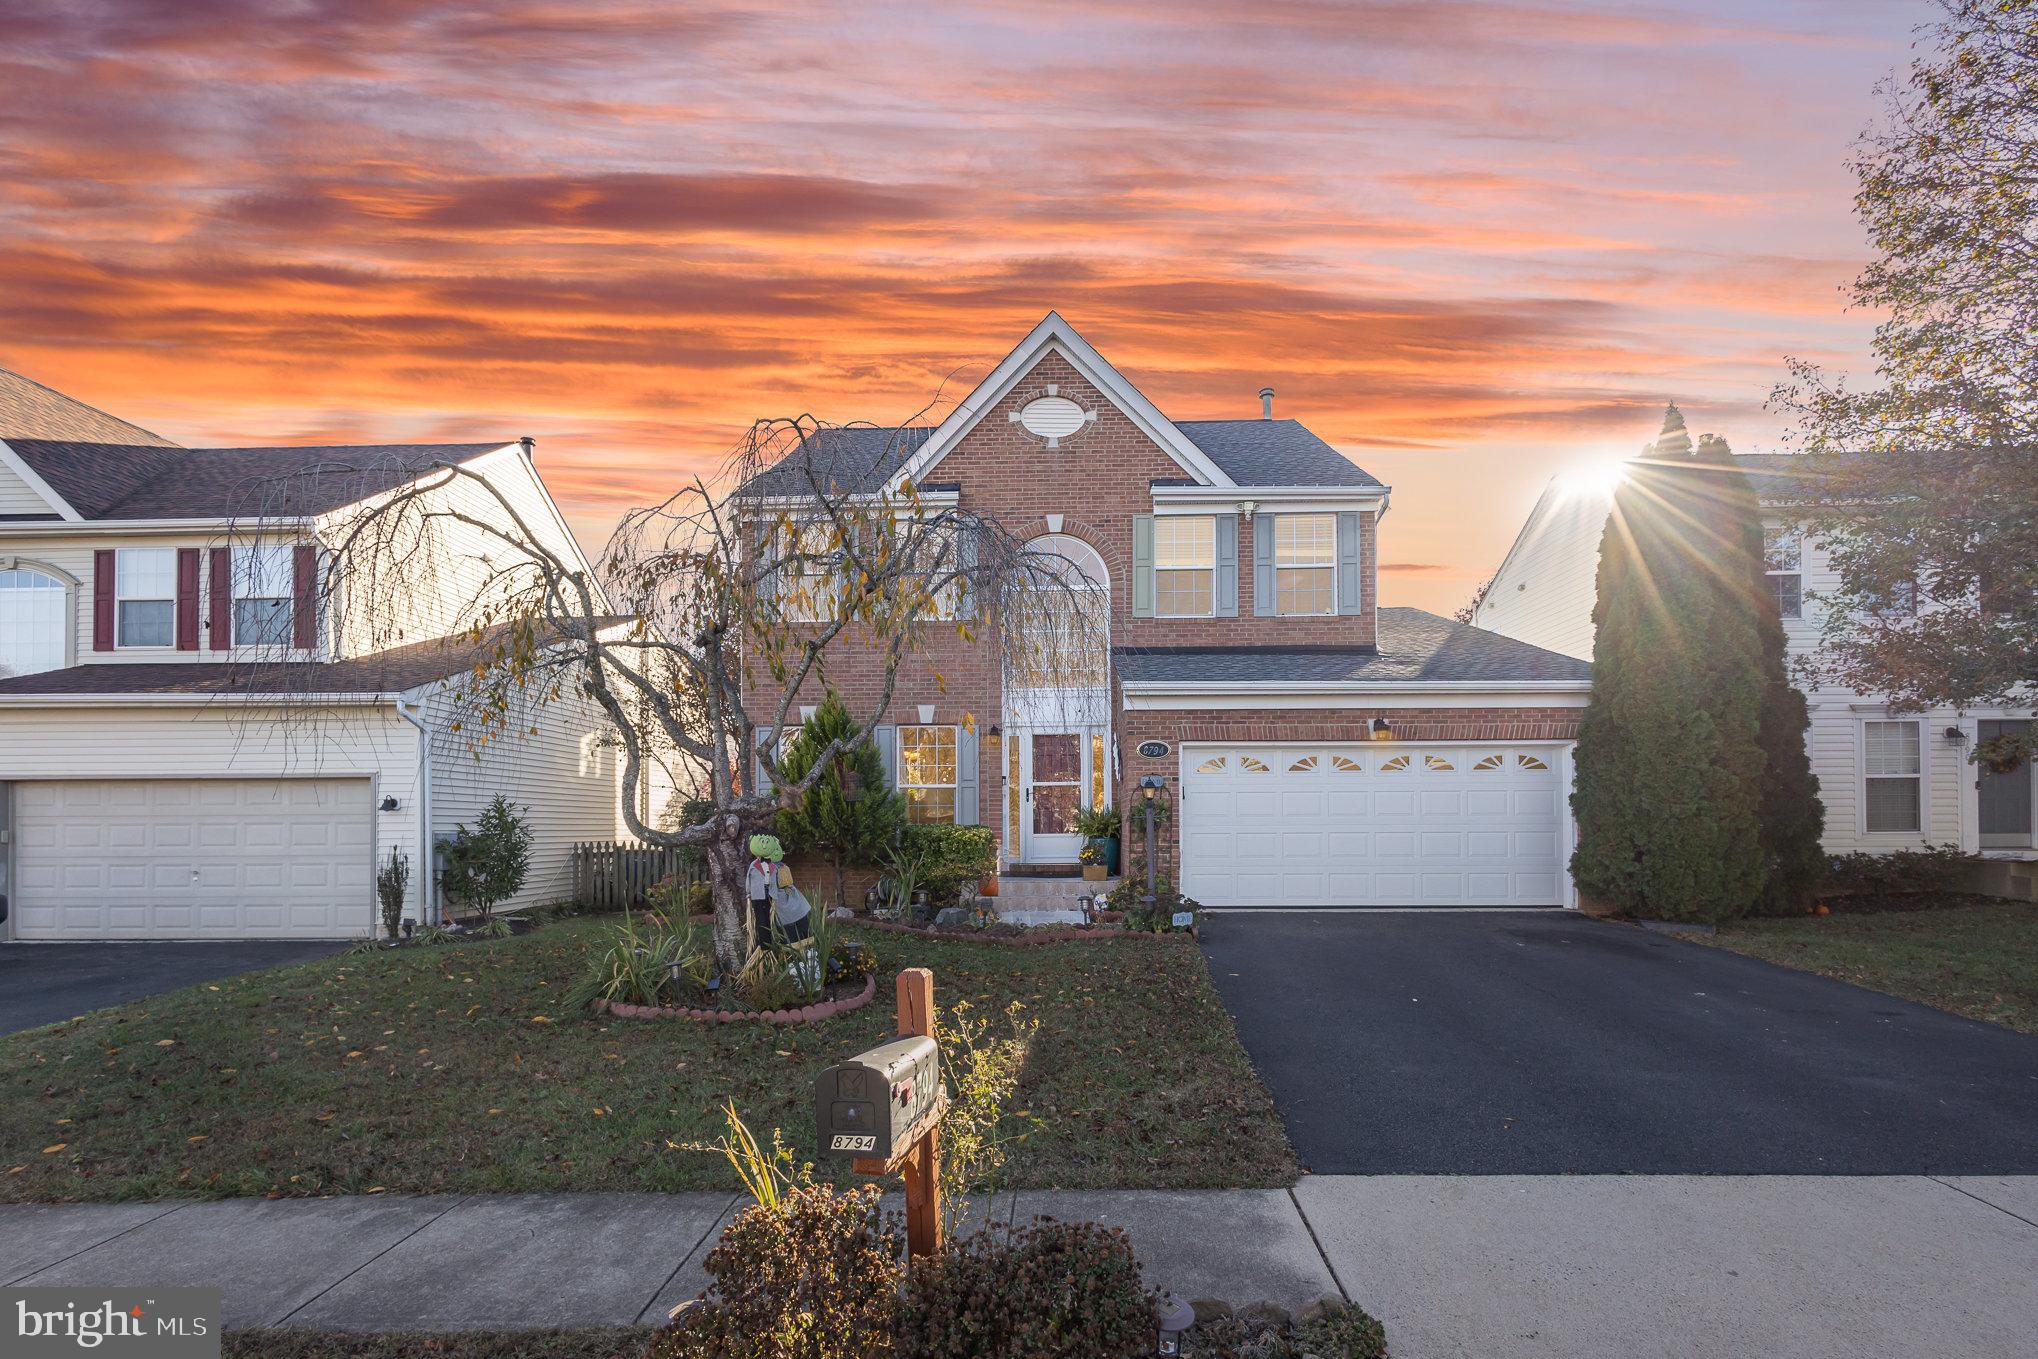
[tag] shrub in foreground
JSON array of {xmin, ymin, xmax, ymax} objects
[
  {"xmin": 1824, "ymin": 844, "xmax": 1982, "ymax": 897},
  {"xmin": 896, "ymin": 1217, "xmax": 1157, "ymax": 1359}
]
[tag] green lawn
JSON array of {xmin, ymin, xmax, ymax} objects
[
  {"xmin": 1694, "ymin": 898, "xmax": 2038, "ymax": 1034},
  {"xmin": 1, "ymin": 919, "xmax": 1295, "ymax": 1202}
]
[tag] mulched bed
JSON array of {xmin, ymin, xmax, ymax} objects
[
  {"xmin": 595, "ymin": 972, "xmax": 876, "ymax": 1025},
  {"xmin": 856, "ymin": 918, "xmax": 1156, "ymax": 946}
]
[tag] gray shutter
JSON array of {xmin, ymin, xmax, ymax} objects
[
  {"xmin": 1337, "ymin": 512, "xmax": 1363, "ymax": 616},
  {"xmin": 753, "ymin": 728, "xmax": 776, "ymax": 795},
  {"xmin": 1254, "ymin": 516, "xmax": 1276, "ymax": 615},
  {"xmin": 954, "ymin": 725, "xmax": 979, "ymax": 825},
  {"xmin": 873, "ymin": 724, "xmax": 899, "ymax": 791},
  {"xmin": 1214, "ymin": 513, "xmax": 1239, "ymax": 617},
  {"xmin": 1132, "ymin": 515, "xmax": 1155, "ymax": 618},
  {"xmin": 955, "ymin": 525, "xmax": 979, "ymax": 620}
]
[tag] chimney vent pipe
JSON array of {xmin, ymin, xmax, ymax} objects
[{"xmin": 1259, "ymin": 387, "xmax": 1275, "ymax": 420}]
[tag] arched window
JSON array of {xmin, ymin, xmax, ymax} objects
[{"xmin": 0, "ymin": 565, "xmax": 68, "ymax": 677}]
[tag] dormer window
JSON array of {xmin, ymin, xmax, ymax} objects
[
  {"xmin": 115, "ymin": 548, "xmax": 176, "ymax": 647},
  {"xmin": 234, "ymin": 544, "xmax": 296, "ymax": 646}
]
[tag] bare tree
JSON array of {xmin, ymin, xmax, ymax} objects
[{"xmin": 262, "ymin": 417, "xmax": 1108, "ymax": 973}]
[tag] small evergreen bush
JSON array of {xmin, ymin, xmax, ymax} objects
[
  {"xmin": 1825, "ymin": 844, "xmax": 1981, "ymax": 896},
  {"xmin": 438, "ymin": 795, "xmax": 533, "ymax": 922},
  {"xmin": 903, "ymin": 824, "xmax": 997, "ymax": 905},
  {"xmin": 376, "ymin": 847, "xmax": 409, "ymax": 941},
  {"xmin": 897, "ymin": 1217, "xmax": 1156, "ymax": 1359},
  {"xmin": 776, "ymin": 691, "xmax": 906, "ymax": 909}
]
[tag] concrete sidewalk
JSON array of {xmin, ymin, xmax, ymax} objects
[{"xmin": 5, "ymin": 1177, "xmax": 2036, "ymax": 1357}]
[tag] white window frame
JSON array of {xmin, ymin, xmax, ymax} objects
[
  {"xmin": 232, "ymin": 542, "xmax": 298, "ymax": 649},
  {"xmin": 115, "ymin": 547, "xmax": 177, "ymax": 649},
  {"xmin": 780, "ymin": 520, "xmax": 840, "ymax": 625},
  {"xmin": 1154, "ymin": 515, "xmax": 1215, "ymax": 618},
  {"xmin": 0, "ymin": 561, "xmax": 72, "ymax": 675},
  {"xmin": 1861, "ymin": 718, "xmax": 1925, "ymax": 836},
  {"xmin": 898, "ymin": 724, "xmax": 958, "ymax": 825},
  {"xmin": 1763, "ymin": 525, "xmax": 1803, "ymax": 621},
  {"xmin": 1274, "ymin": 513, "xmax": 1337, "ymax": 616}
]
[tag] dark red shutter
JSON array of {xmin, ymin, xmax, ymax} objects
[
  {"xmin": 175, "ymin": 548, "xmax": 201, "ymax": 650},
  {"xmin": 209, "ymin": 547, "xmax": 231, "ymax": 650},
  {"xmin": 92, "ymin": 550, "xmax": 115, "ymax": 651},
  {"xmin": 292, "ymin": 544, "xmax": 317, "ymax": 649}
]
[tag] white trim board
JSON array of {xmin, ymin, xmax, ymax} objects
[
  {"xmin": 1122, "ymin": 682, "xmax": 1591, "ymax": 710},
  {"xmin": 892, "ymin": 312, "xmax": 1235, "ymax": 492},
  {"xmin": 0, "ymin": 438, "xmax": 84, "ymax": 521}
]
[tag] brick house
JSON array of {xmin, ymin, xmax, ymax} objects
[{"xmin": 748, "ymin": 314, "xmax": 1592, "ymax": 908}]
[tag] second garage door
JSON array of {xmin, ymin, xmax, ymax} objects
[
  {"xmin": 1180, "ymin": 743, "xmax": 1566, "ymax": 907},
  {"xmin": 11, "ymin": 778, "xmax": 373, "ymax": 939}
]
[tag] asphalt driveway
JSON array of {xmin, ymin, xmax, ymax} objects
[
  {"xmin": 0, "ymin": 941, "xmax": 347, "ymax": 1036},
  {"xmin": 1200, "ymin": 910, "xmax": 2038, "ymax": 1175}
]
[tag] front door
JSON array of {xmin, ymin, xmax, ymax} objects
[
  {"xmin": 1020, "ymin": 731, "xmax": 1087, "ymax": 864},
  {"xmin": 1978, "ymin": 720, "xmax": 2034, "ymax": 849}
]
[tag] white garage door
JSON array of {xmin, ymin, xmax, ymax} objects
[
  {"xmin": 1180, "ymin": 744, "xmax": 1566, "ymax": 907},
  {"xmin": 12, "ymin": 779, "xmax": 373, "ymax": 939}
]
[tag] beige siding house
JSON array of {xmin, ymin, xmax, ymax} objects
[
  {"xmin": 0, "ymin": 366, "xmax": 644, "ymax": 939},
  {"xmin": 1473, "ymin": 423, "xmax": 2036, "ymax": 899}
]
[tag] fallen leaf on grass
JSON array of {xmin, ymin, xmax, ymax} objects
[
  {"xmin": 155, "ymin": 1040, "xmax": 177, "ymax": 1047},
  {"xmin": 42, "ymin": 1144, "xmax": 66, "ymax": 1154},
  {"xmin": 187, "ymin": 1135, "xmax": 207, "ymax": 1144},
  {"xmin": 530, "ymin": 1016, "xmax": 551, "ymax": 1024}
]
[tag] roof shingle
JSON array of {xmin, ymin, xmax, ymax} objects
[
  {"xmin": 1117, "ymin": 608, "xmax": 1592, "ymax": 686},
  {"xmin": 4, "ymin": 440, "xmax": 509, "ymax": 520},
  {"xmin": 0, "ymin": 366, "xmax": 178, "ymax": 447}
]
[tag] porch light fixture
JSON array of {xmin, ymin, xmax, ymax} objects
[
  {"xmin": 379, "ymin": 795, "xmax": 400, "ymax": 812},
  {"xmin": 1944, "ymin": 726, "xmax": 1967, "ymax": 743},
  {"xmin": 986, "ymin": 724, "xmax": 1002, "ymax": 757},
  {"xmin": 1139, "ymin": 774, "xmax": 1165, "ymax": 800},
  {"xmin": 1370, "ymin": 717, "xmax": 1393, "ymax": 741}
]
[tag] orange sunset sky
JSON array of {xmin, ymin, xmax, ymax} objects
[{"xmin": 1, "ymin": 0, "xmax": 1926, "ymax": 613}]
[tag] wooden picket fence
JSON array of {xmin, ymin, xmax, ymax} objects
[{"xmin": 570, "ymin": 841, "xmax": 698, "ymax": 912}]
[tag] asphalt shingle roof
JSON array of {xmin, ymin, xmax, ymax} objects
[
  {"xmin": 742, "ymin": 417, "xmax": 1378, "ymax": 496},
  {"xmin": 0, "ymin": 620, "xmax": 625, "ymax": 699},
  {"xmin": 4, "ymin": 440, "xmax": 509, "ymax": 520},
  {"xmin": 1732, "ymin": 452, "xmax": 1865, "ymax": 501},
  {"xmin": 1172, "ymin": 419, "xmax": 1382, "ymax": 487},
  {"xmin": 0, "ymin": 366, "xmax": 178, "ymax": 447},
  {"xmin": 1117, "ymin": 608, "xmax": 1592, "ymax": 686}
]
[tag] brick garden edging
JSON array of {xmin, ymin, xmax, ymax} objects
[{"xmin": 594, "ymin": 972, "xmax": 877, "ymax": 1025}]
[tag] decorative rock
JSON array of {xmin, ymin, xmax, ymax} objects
[
  {"xmin": 1189, "ymin": 1299, "xmax": 1233, "ymax": 1324},
  {"xmin": 933, "ymin": 906, "xmax": 969, "ymax": 927}
]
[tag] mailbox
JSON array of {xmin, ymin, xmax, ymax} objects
[{"xmin": 815, "ymin": 1034, "xmax": 940, "ymax": 1160}]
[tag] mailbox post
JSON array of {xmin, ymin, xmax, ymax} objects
[{"xmin": 815, "ymin": 967, "xmax": 945, "ymax": 1257}]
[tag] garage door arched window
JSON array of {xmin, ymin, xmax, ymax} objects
[{"xmin": 0, "ymin": 563, "xmax": 71, "ymax": 677}]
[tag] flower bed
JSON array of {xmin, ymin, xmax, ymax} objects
[{"xmin": 595, "ymin": 972, "xmax": 876, "ymax": 1025}]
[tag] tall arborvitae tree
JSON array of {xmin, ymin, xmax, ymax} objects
[
  {"xmin": 774, "ymin": 690, "xmax": 904, "ymax": 911},
  {"xmin": 1571, "ymin": 407, "xmax": 1771, "ymax": 921},
  {"xmin": 1692, "ymin": 434, "xmax": 1827, "ymax": 914}
]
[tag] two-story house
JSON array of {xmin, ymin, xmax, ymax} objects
[
  {"xmin": 747, "ymin": 314, "xmax": 1594, "ymax": 909},
  {"xmin": 0, "ymin": 365, "xmax": 642, "ymax": 939},
  {"xmin": 1473, "ymin": 407, "xmax": 2037, "ymax": 903}
]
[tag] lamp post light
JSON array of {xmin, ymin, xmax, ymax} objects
[
  {"xmin": 1138, "ymin": 775, "xmax": 1166, "ymax": 911},
  {"xmin": 1155, "ymin": 1295, "xmax": 1196, "ymax": 1356}
]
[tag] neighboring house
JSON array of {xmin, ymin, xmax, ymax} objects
[
  {"xmin": 1473, "ymin": 408, "xmax": 2037, "ymax": 900},
  {"xmin": 745, "ymin": 314, "xmax": 1593, "ymax": 908},
  {"xmin": 0, "ymin": 365, "xmax": 639, "ymax": 939}
]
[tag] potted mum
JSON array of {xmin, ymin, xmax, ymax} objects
[{"xmin": 1074, "ymin": 804, "xmax": 1120, "ymax": 877}]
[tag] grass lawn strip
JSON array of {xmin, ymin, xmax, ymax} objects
[
  {"xmin": 1, "ymin": 919, "xmax": 1296, "ymax": 1202},
  {"xmin": 1690, "ymin": 898, "xmax": 2038, "ymax": 1035}
]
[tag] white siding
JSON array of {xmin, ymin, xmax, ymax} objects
[
  {"xmin": 0, "ymin": 704, "xmax": 425, "ymax": 939},
  {"xmin": 416, "ymin": 672, "xmax": 625, "ymax": 915},
  {"xmin": 1471, "ymin": 482, "xmax": 1608, "ymax": 662},
  {"xmin": 0, "ymin": 460, "xmax": 57, "ymax": 516},
  {"xmin": 326, "ymin": 446, "xmax": 596, "ymax": 658}
]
